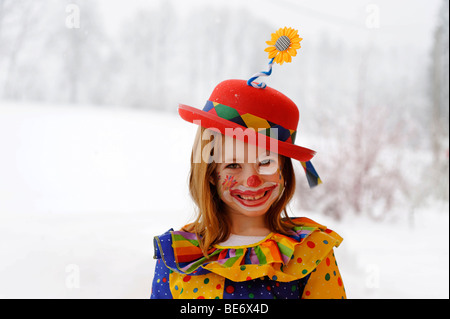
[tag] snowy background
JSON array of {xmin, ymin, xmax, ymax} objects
[{"xmin": 0, "ymin": 0, "xmax": 448, "ymax": 298}]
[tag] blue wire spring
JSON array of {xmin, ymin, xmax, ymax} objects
[{"xmin": 247, "ymin": 58, "xmax": 275, "ymax": 89}]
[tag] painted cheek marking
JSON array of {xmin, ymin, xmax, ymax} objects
[
  {"xmin": 222, "ymin": 175, "xmax": 238, "ymax": 191},
  {"xmin": 247, "ymin": 175, "xmax": 262, "ymax": 187}
]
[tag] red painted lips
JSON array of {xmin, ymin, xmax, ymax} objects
[{"xmin": 230, "ymin": 185, "xmax": 277, "ymax": 207}]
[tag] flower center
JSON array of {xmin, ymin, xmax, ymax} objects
[{"xmin": 275, "ymin": 35, "xmax": 291, "ymax": 51}]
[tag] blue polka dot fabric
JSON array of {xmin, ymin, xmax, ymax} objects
[
  {"xmin": 150, "ymin": 259, "xmax": 173, "ymax": 299},
  {"xmin": 222, "ymin": 275, "xmax": 310, "ymax": 299}
]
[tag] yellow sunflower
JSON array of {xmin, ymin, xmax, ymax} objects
[{"xmin": 264, "ymin": 27, "xmax": 302, "ymax": 65}]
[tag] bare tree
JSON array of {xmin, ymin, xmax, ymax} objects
[
  {"xmin": 0, "ymin": 0, "xmax": 42, "ymax": 99},
  {"xmin": 294, "ymin": 40, "xmax": 411, "ymax": 221},
  {"xmin": 428, "ymin": 0, "xmax": 449, "ymax": 201}
]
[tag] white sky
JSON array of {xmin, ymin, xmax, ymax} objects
[{"xmin": 98, "ymin": 0, "xmax": 442, "ymax": 51}]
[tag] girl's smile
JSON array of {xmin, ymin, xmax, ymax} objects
[{"xmin": 229, "ymin": 183, "xmax": 277, "ymax": 207}]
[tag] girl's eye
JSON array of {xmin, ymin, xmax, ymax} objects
[
  {"xmin": 259, "ymin": 159, "xmax": 273, "ymax": 166},
  {"xmin": 225, "ymin": 163, "xmax": 241, "ymax": 169}
]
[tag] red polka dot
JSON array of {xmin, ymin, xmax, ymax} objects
[
  {"xmin": 338, "ymin": 277, "xmax": 343, "ymax": 286},
  {"xmin": 305, "ymin": 290, "xmax": 311, "ymax": 296},
  {"xmin": 275, "ymin": 282, "xmax": 280, "ymax": 287},
  {"xmin": 162, "ymin": 277, "xmax": 167, "ymax": 283},
  {"xmin": 197, "ymin": 296, "xmax": 205, "ymax": 299},
  {"xmin": 216, "ymin": 284, "xmax": 221, "ymax": 290},
  {"xmin": 226, "ymin": 285, "xmax": 235, "ymax": 294},
  {"xmin": 183, "ymin": 275, "xmax": 191, "ymax": 282},
  {"xmin": 326, "ymin": 257, "xmax": 331, "ymax": 267},
  {"xmin": 297, "ymin": 257, "xmax": 303, "ymax": 263},
  {"xmin": 266, "ymin": 286, "xmax": 272, "ymax": 291},
  {"xmin": 325, "ymin": 229, "xmax": 333, "ymax": 234},
  {"xmin": 246, "ymin": 276, "xmax": 252, "ymax": 281},
  {"xmin": 307, "ymin": 241, "xmax": 315, "ymax": 248}
]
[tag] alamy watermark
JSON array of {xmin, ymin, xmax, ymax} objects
[
  {"xmin": 65, "ymin": 4, "xmax": 80, "ymax": 29},
  {"xmin": 365, "ymin": 4, "xmax": 380, "ymax": 29},
  {"xmin": 192, "ymin": 120, "xmax": 279, "ymax": 166},
  {"xmin": 365, "ymin": 263, "xmax": 380, "ymax": 289},
  {"xmin": 65, "ymin": 263, "xmax": 80, "ymax": 289}
]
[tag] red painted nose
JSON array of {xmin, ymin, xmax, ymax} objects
[{"xmin": 247, "ymin": 175, "xmax": 262, "ymax": 187}]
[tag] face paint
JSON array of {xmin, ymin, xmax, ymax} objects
[
  {"xmin": 247, "ymin": 175, "xmax": 262, "ymax": 188},
  {"xmin": 215, "ymin": 166, "xmax": 284, "ymax": 214},
  {"xmin": 214, "ymin": 135, "xmax": 285, "ymax": 217},
  {"xmin": 226, "ymin": 181, "xmax": 281, "ymax": 212},
  {"xmin": 257, "ymin": 155, "xmax": 279, "ymax": 175},
  {"xmin": 222, "ymin": 175, "xmax": 238, "ymax": 191}
]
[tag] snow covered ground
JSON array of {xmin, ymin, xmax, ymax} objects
[{"xmin": 0, "ymin": 101, "xmax": 448, "ymax": 298}]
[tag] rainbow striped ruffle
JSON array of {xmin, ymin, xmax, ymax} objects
[{"xmin": 154, "ymin": 217, "xmax": 343, "ymax": 282}]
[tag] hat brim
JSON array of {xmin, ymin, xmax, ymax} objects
[{"xmin": 178, "ymin": 104, "xmax": 316, "ymax": 162}]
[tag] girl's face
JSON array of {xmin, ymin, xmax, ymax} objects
[{"xmin": 213, "ymin": 135, "xmax": 284, "ymax": 219}]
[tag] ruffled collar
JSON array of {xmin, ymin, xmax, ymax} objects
[{"xmin": 154, "ymin": 217, "xmax": 343, "ymax": 282}]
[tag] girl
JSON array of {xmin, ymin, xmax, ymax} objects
[{"xmin": 151, "ymin": 28, "xmax": 346, "ymax": 299}]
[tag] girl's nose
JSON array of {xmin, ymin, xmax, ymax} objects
[{"xmin": 247, "ymin": 174, "xmax": 262, "ymax": 188}]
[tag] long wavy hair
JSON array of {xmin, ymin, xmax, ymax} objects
[{"xmin": 182, "ymin": 126, "xmax": 297, "ymax": 256}]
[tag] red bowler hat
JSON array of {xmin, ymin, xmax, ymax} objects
[
  {"xmin": 178, "ymin": 27, "xmax": 321, "ymax": 187},
  {"xmin": 178, "ymin": 79, "xmax": 315, "ymax": 162}
]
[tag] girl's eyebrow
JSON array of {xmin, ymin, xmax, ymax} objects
[
  {"xmin": 224, "ymin": 156, "xmax": 237, "ymax": 163},
  {"xmin": 224, "ymin": 156, "xmax": 248, "ymax": 163}
]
